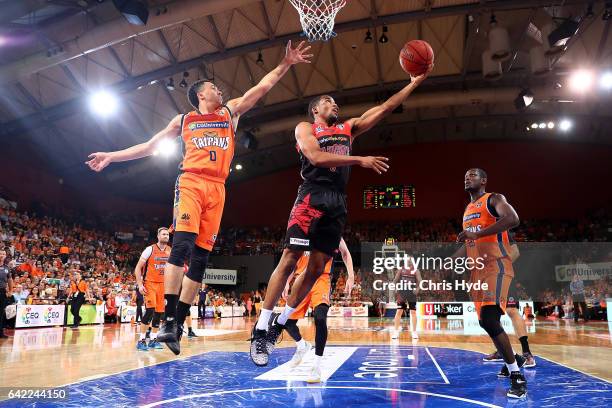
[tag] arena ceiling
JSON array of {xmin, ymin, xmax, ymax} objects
[{"xmin": 0, "ymin": 0, "xmax": 611, "ymax": 201}]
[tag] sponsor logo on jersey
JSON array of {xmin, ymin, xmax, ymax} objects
[
  {"xmin": 463, "ymin": 213, "xmax": 481, "ymax": 222},
  {"xmin": 188, "ymin": 121, "xmax": 230, "ymax": 130},
  {"xmin": 290, "ymin": 238, "xmax": 310, "ymax": 246},
  {"xmin": 316, "ymin": 126, "xmax": 324, "ymax": 133}
]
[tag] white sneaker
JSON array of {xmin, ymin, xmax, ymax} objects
[
  {"xmin": 391, "ymin": 328, "xmax": 400, "ymax": 339},
  {"xmin": 289, "ymin": 341, "xmax": 312, "ymax": 367},
  {"xmin": 306, "ymin": 364, "xmax": 322, "ymax": 383},
  {"xmin": 411, "ymin": 331, "xmax": 419, "ymax": 340}
]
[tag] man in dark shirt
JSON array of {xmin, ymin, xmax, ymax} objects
[
  {"xmin": 0, "ymin": 248, "xmax": 14, "ymax": 338},
  {"xmin": 198, "ymin": 284, "xmax": 208, "ymax": 319}
]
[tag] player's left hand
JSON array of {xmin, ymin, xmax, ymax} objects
[
  {"xmin": 344, "ymin": 276, "xmax": 354, "ymax": 297},
  {"xmin": 457, "ymin": 230, "xmax": 479, "ymax": 242},
  {"xmin": 284, "ymin": 40, "xmax": 313, "ymax": 65},
  {"xmin": 410, "ymin": 63, "xmax": 434, "ymax": 84}
]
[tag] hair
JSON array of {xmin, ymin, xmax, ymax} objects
[
  {"xmin": 308, "ymin": 95, "xmax": 326, "ymax": 120},
  {"xmin": 471, "ymin": 168, "xmax": 487, "ymax": 179},
  {"xmin": 157, "ymin": 227, "xmax": 169, "ymax": 235},
  {"xmin": 187, "ymin": 80, "xmax": 212, "ymax": 109}
]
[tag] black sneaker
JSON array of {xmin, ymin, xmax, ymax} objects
[
  {"xmin": 482, "ymin": 350, "xmax": 503, "ymax": 362},
  {"xmin": 264, "ymin": 313, "xmax": 285, "ymax": 354},
  {"xmin": 498, "ymin": 354, "xmax": 526, "ymax": 378},
  {"xmin": 249, "ymin": 324, "xmax": 270, "ymax": 367},
  {"xmin": 507, "ymin": 371, "xmax": 527, "ymax": 398},
  {"xmin": 157, "ymin": 320, "xmax": 182, "ymax": 355},
  {"xmin": 187, "ymin": 329, "xmax": 198, "ymax": 338}
]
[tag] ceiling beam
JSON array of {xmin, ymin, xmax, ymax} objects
[
  {"xmin": 157, "ymin": 30, "xmax": 177, "ymax": 64},
  {"xmin": 0, "ymin": 0, "xmax": 593, "ymax": 137},
  {"xmin": 595, "ymin": 19, "xmax": 611, "ymax": 63},
  {"xmin": 260, "ymin": 1, "xmax": 275, "ymax": 40},
  {"xmin": 208, "ymin": 15, "xmax": 226, "ymax": 51},
  {"xmin": 329, "ymin": 41, "xmax": 343, "ymax": 91},
  {"xmin": 461, "ymin": 14, "xmax": 480, "ymax": 80}
]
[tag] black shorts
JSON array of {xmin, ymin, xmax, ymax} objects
[
  {"xmin": 397, "ymin": 290, "xmax": 417, "ymax": 310},
  {"xmin": 398, "ymin": 301, "xmax": 417, "ymax": 310},
  {"xmin": 506, "ymin": 282, "xmax": 518, "ymax": 309},
  {"xmin": 284, "ymin": 183, "xmax": 347, "ymax": 257}
]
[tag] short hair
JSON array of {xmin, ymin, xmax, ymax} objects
[
  {"xmin": 308, "ymin": 95, "xmax": 326, "ymax": 120},
  {"xmin": 157, "ymin": 227, "xmax": 169, "ymax": 235},
  {"xmin": 471, "ymin": 168, "xmax": 487, "ymax": 179},
  {"xmin": 187, "ymin": 80, "xmax": 211, "ymax": 109}
]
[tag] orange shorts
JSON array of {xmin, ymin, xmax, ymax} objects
[
  {"xmin": 290, "ymin": 273, "xmax": 331, "ymax": 320},
  {"xmin": 470, "ymin": 257, "xmax": 514, "ymax": 317},
  {"xmin": 173, "ymin": 171, "xmax": 225, "ymax": 250},
  {"xmin": 144, "ymin": 280, "xmax": 165, "ymax": 313}
]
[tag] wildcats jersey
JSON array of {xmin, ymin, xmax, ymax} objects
[
  {"xmin": 143, "ymin": 244, "xmax": 171, "ymax": 283},
  {"xmin": 179, "ymin": 106, "xmax": 235, "ymax": 182},
  {"xmin": 298, "ymin": 121, "xmax": 352, "ymax": 192},
  {"xmin": 294, "ymin": 252, "xmax": 333, "ymax": 277},
  {"xmin": 462, "ymin": 192, "xmax": 512, "ymax": 261}
]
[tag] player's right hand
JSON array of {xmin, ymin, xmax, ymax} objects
[
  {"xmin": 360, "ymin": 156, "xmax": 389, "ymax": 174},
  {"xmin": 86, "ymin": 152, "xmax": 112, "ymax": 172},
  {"xmin": 138, "ymin": 284, "xmax": 147, "ymax": 295}
]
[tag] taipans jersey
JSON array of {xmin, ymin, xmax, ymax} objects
[
  {"xmin": 179, "ymin": 107, "xmax": 235, "ymax": 183},
  {"xmin": 298, "ymin": 121, "xmax": 352, "ymax": 192},
  {"xmin": 399, "ymin": 256, "xmax": 418, "ymax": 282},
  {"xmin": 293, "ymin": 251, "xmax": 333, "ymax": 277},
  {"xmin": 462, "ymin": 192, "xmax": 512, "ymax": 261},
  {"xmin": 141, "ymin": 244, "xmax": 170, "ymax": 283}
]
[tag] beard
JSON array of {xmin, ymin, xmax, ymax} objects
[{"xmin": 327, "ymin": 112, "xmax": 339, "ymax": 125}]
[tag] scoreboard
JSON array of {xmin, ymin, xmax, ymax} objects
[{"xmin": 363, "ymin": 185, "xmax": 416, "ymax": 209}]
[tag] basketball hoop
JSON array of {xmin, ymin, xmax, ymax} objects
[{"xmin": 289, "ymin": 0, "xmax": 347, "ymax": 42}]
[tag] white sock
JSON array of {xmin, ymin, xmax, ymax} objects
[
  {"xmin": 150, "ymin": 331, "xmax": 157, "ymax": 340},
  {"xmin": 506, "ymin": 361, "xmax": 519, "ymax": 372},
  {"xmin": 297, "ymin": 339, "xmax": 306, "ymax": 350},
  {"xmin": 139, "ymin": 333, "xmax": 146, "ymax": 341},
  {"xmin": 277, "ymin": 306, "xmax": 296, "ymax": 325},
  {"xmin": 313, "ymin": 355, "xmax": 322, "ymax": 368},
  {"xmin": 256, "ymin": 309, "xmax": 273, "ymax": 331}
]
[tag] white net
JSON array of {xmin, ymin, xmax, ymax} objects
[{"xmin": 289, "ymin": 0, "xmax": 347, "ymax": 42}]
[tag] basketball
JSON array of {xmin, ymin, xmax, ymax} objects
[{"xmin": 399, "ymin": 40, "xmax": 434, "ymax": 76}]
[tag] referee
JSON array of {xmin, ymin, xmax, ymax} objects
[
  {"xmin": 0, "ymin": 248, "xmax": 14, "ymax": 339},
  {"xmin": 69, "ymin": 272, "xmax": 88, "ymax": 328}
]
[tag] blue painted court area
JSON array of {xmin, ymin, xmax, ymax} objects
[{"xmin": 2, "ymin": 346, "xmax": 610, "ymax": 407}]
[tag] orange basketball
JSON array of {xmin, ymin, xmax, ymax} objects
[{"xmin": 399, "ymin": 40, "xmax": 434, "ymax": 76}]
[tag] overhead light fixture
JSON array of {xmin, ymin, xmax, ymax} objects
[
  {"xmin": 604, "ymin": 2, "xmax": 612, "ymax": 21},
  {"xmin": 547, "ymin": 18, "xmax": 580, "ymax": 49},
  {"xmin": 364, "ymin": 29, "xmax": 373, "ymax": 43},
  {"xmin": 256, "ymin": 51, "xmax": 264, "ymax": 65},
  {"xmin": 538, "ymin": 123, "xmax": 546, "ymax": 129},
  {"xmin": 514, "ymin": 89, "xmax": 534, "ymax": 110},
  {"xmin": 89, "ymin": 90, "xmax": 119, "ymax": 117},
  {"xmin": 531, "ymin": 123, "xmax": 538, "ymax": 129},
  {"xmin": 149, "ymin": 79, "xmax": 158, "ymax": 85},
  {"xmin": 166, "ymin": 78, "xmax": 174, "ymax": 91},
  {"xmin": 240, "ymin": 130, "xmax": 258, "ymax": 150},
  {"xmin": 585, "ymin": 3, "xmax": 595, "ymax": 18},
  {"xmin": 559, "ymin": 119, "xmax": 572, "ymax": 131},
  {"xmin": 179, "ymin": 71, "xmax": 189, "ymax": 88},
  {"xmin": 379, "ymin": 26, "xmax": 389, "ymax": 44},
  {"xmin": 547, "ymin": 121, "xmax": 555, "ymax": 129},
  {"xmin": 112, "ymin": 0, "xmax": 149, "ymax": 26},
  {"xmin": 569, "ymin": 69, "xmax": 594, "ymax": 92},
  {"xmin": 235, "ymin": 164, "xmax": 243, "ymax": 170},
  {"xmin": 600, "ymin": 72, "xmax": 612, "ymax": 89}
]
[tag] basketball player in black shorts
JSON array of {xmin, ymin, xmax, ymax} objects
[
  {"xmin": 250, "ymin": 67, "xmax": 432, "ymax": 367},
  {"xmin": 392, "ymin": 262, "xmax": 421, "ymax": 340}
]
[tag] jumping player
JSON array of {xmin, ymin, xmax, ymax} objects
[
  {"xmin": 457, "ymin": 168, "xmax": 527, "ymax": 398},
  {"xmin": 87, "ymin": 41, "xmax": 312, "ymax": 355},
  {"xmin": 250, "ymin": 67, "xmax": 431, "ymax": 366},
  {"xmin": 134, "ymin": 227, "xmax": 170, "ymax": 351},
  {"xmin": 391, "ymin": 259, "xmax": 421, "ymax": 340},
  {"xmin": 283, "ymin": 237, "xmax": 354, "ymax": 383}
]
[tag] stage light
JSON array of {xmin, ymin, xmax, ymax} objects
[
  {"xmin": 89, "ymin": 90, "xmax": 118, "ymax": 117},
  {"xmin": 514, "ymin": 89, "xmax": 534, "ymax": 110},
  {"xmin": 559, "ymin": 119, "xmax": 572, "ymax": 131},
  {"xmin": 156, "ymin": 138, "xmax": 176, "ymax": 157},
  {"xmin": 569, "ymin": 70, "xmax": 594, "ymax": 92},
  {"xmin": 547, "ymin": 18, "xmax": 579, "ymax": 49},
  {"xmin": 379, "ymin": 26, "xmax": 389, "ymax": 44},
  {"xmin": 531, "ymin": 123, "xmax": 538, "ymax": 129},
  {"xmin": 235, "ymin": 164, "xmax": 243, "ymax": 170},
  {"xmin": 364, "ymin": 29, "xmax": 373, "ymax": 43},
  {"xmin": 547, "ymin": 122, "xmax": 555, "ymax": 129},
  {"xmin": 600, "ymin": 72, "xmax": 612, "ymax": 89},
  {"xmin": 166, "ymin": 78, "xmax": 175, "ymax": 91},
  {"xmin": 538, "ymin": 123, "xmax": 546, "ymax": 129},
  {"xmin": 256, "ymin": 51, "xmax": 264, "ymax": 65}
]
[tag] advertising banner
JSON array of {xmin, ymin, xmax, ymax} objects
[
  {"xmin": 203, "ymin": 269, "xmax": 237, "ymax": 285},
  {"xmin": 66, "ymin": 304, "xmax": 105, "ymax": 325},
  {"xmin": 15, "ymin": 305, "xmax": 65, "ymax": 328}
]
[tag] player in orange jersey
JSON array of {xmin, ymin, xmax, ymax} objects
[
  {"xmin": 87, "ymin": 41, "xmax": 312, "ymax": 354},
  {"xmin": 282, "ymin": 237, "xmax": 354, "ymax": 383},
  {"xmin": 134, "ymin": 227, "xmax": 171, "ymax": 351},
  {"xmin": 457, "ymin": 168, "xmax": 527, "ymax": 399}
]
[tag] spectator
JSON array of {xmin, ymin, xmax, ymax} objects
[
  {"xmin": 570, "ymin": 271, "xmax": 588, "ymax": 322},
  {"xmin": 0, "ymin": 248, "xmax": 14, "ymax": 338}
]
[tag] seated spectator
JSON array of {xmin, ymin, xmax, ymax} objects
[{"xmin": 105, "ymin": 292, "xmax": 118, "ymax": 323}]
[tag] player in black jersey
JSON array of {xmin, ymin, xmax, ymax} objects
[
  {"xmin": 391, "ymin": 260, "xmax": 422, "ymax": 340},
  {"xmin": 250, "ymin": 67, "xmax": 432, "ymax": 366}
]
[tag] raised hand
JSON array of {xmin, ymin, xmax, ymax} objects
[
  {"xmin": 359, "ymin": 156, "xmax": 389, "ymax": 175},
  {"xmin": 85, "ymin": 152, "xmax": 112, "ymax": 172},
  {"xmin": 283, "ymin": 40, "xmax": 313, "ymax": 65}
]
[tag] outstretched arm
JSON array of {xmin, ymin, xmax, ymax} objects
[
  {"xmin": 296, "ymin": 122, "xmax": 389, "ymax": 174},
  {"xmin": 86, "ymin": 114, "xmax": 183, "ymax": 172},
  {"xmin": 339, "ymin": 238, "xmax": 354, "ymax": 296},
  {"xmin": 347, "ymin": 67, "xmax": 432, "ymax": 138},
  {"xmin": 457, "ymin": 194, "xmax": 520, "ymax": 242},
  {"xmin": 227, "ymin": 41, "xmax": 312, "ymax": 117}
]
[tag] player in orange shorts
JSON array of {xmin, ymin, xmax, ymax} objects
[
  {"xmin": 86, "ymin": 41, "xmax": 312, "ymax": 355},
  {"xmin": 282, "ymin": 238, "xmax": 354, "ymax": 383},
  {"xmin": 134, "ymin": 227, "xmax": 170, "ymax": 351},
  {"xmin": 457, "ymin": 168, "xmax": 526, "ymax": 399}
]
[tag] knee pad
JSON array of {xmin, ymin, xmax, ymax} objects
[
  {"xmin": 185, "ymin": 246, "xmax": 210, "ymax": 283},
  {"xmin": 313, "ymin": 304, "xmax": 329, "ymax": 326},
  {"xmin": 479, "ymin": 306, "xmax": 504, "ymax": 338},
  {"xmin": 142, "ymin": 308, "xmax": 154, "ymax": 325},
  {"xmin": 168, "ymin": 232, "xmax": 197, "ymax": 266},
  {"xmin": 151, "ymin": 312, "xmax": 163, "ymax": 328}
]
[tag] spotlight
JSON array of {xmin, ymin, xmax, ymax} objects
[
  {"xmin": 586, "ymin": 3, "xmax": 594, "ymax": 18},
  {"xmin": 547, "ymin": 121, "xmax": 555, "ymax": 129},
  {"xmin": 179, "ymin": 72, "xmax": 189, "ymax": 88},
  {"xmin": 531, "ymin": 123, "xmax": 538, "ymax": 129},
  {"xmin": 89, "ymin": 90, "xmax": 118, "ymax": 117},
  {"xmin": 235, "ymin": 164, "xmax": 243, "ymax": 170},
  {"xmin": 166, "ymin": 78, "xmax": 174, "ymax": 91},
  {"xmin": 256, "ymin": 51, "xmax": 264, "ymax": 65},
  {"xmin": 364, "ymin": 29, "xmax": 373, "ymax": 43},
  {"xmin": 514, "ymin": 89, "xmax": 534, "ymax": 110},
  {"xmin": 559, "ymin": 119, "xmax": 572, "ymax": 131},
  {"xmin": 156, "ymin": 138, "xmax": 176, "ymax": 157},
  {"xmin": 526, "ymin": 126, "xmax": 531, "ymax": 131},
  {"xmin": 569, "ymin": 69, "xmax": 594, "ymax": 92},
  {"xmin": 538, "ymin": 123, "xmax": 546, "ymax": 129},
  {"xmin": 379, "ymin": 26, "xmax": 389, "ymax": 44},
  {"xmin": 149, "ymin": 79, "xmax": 158, "ymax": 85},
  {"xmin": 547, "ymin": 18, "xmax": 579, "ymax": 49},
  {"xmin": 601, "ymin": 72, "xmax": 612, "ymax": 90}
]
